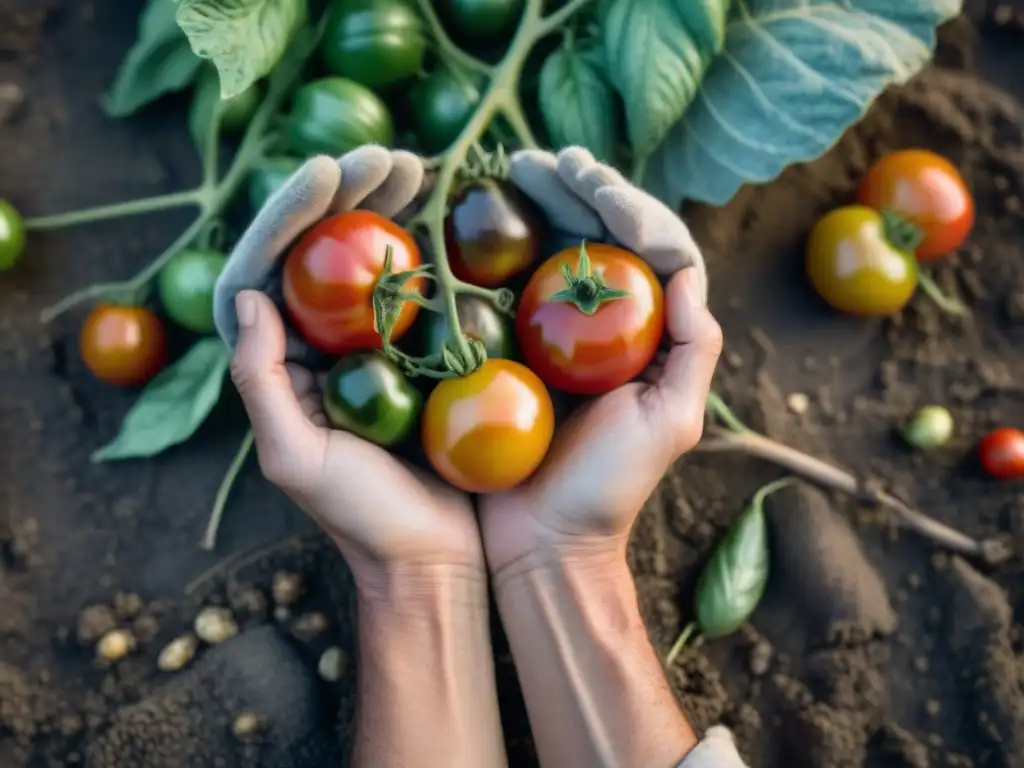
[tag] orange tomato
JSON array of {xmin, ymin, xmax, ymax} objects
[
  {"xmin": 806, "ymin": 206, "xmax": 918, "ymax": 316},
  {"xmin": 856, "ymin": 149, "xmax": 974, "ymax": 262},
  {"xmin": 283, "ymin": 210, "xmax": 423, "ymax": 355},
  {"xmin": 516, "ymin": 243, "xmax": 664, "ymax": 395},
  {"xmin": 79, "ymin": 304, "xmax": 167, "ymax": 386},
  {"xmin": 422, "ymin": 358, "xmax": 554, "ymax": 493}
]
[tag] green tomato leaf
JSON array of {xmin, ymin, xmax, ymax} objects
[
  {"xmin": 103, "ymin": 0, "xmax": 204, "ymax": 117},
  {"xmin": 645, "ymin": 0, "xmax": 962, "ymax": 206},
  {"xmin": 602, "ymin": 0, "xmax": 728, "ymax": 164},
  {"xmin": 694, "ymin": 478, "xmax": 791, "ymax": 639},
  {"xmin": 538, "ymin": 45, "xmax": 619, "ymax": 163},
  {"xmin": 92, "ymin": 338, "xmax": 231, "ymax": 463},
  {"xmin": 176, "ymin": 0, "xmax": 308, "ymax": 100}
]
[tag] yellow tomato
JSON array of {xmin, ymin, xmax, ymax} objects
[
  {"xmin": 806, "ymin": 206, "xmax": 918, "ymax": 316},
  {"xmin": 422, "ymin": 358, "xmax": 554, "ymax": 493}
]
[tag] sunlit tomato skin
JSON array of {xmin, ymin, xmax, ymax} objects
[
  {"xmin": 806, "ymin": 206, "xmax": 918, "ymax": 317},
  {"xmin": 978, "ymin": 427, "xmax": 1024, "ymax": 480},
  {"xmin": 422, "ymin": 358, "xmax": 554, "ymax": 493},
  {"xmin": 516, "ymin": 243, "xmax": 664, "ymax": 395},
  {"xmin": 856, "ymin": 149, "xmax": 974, "ymax": 262},
  {"xmin": 445, "ymin": 178, "xmax": 543, "ymax": 287},
  {"xmin": 283, "ymin": 210, "xmax": 423, "ymax": 355},
  {"xmin": 79, "ymin": 304, "xmax": 167, "ymax": 387}
]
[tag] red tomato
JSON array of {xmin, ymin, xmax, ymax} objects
[
  {"xmin": 79, "ymin": 304, "xmax": 167, "ymax": 386},
  {"xmin": 978, "ymin": 427, "xmax": 1024, "ymax": 480},
  {"xmin": 515, "ymin": 243, "xmax": 665, "ymax": 395},
  {"xmin": 856, "ymin": 149, "xmax": 974, "ymax": 262},
  {"xmin": 422, "ymin": 358, "xmax": 554, "ymax": 493},
  {"xmin": 283, "ymin": 210, "xmax": 424, "ymax": 354}
]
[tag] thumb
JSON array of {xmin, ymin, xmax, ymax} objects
[
  {"xmin": 230, "ymin": 290, "xmax": 319, "ymax": 489},
  {"xmin": 653, "ymin": 268, "xmax": 723, "ymax": 453}
]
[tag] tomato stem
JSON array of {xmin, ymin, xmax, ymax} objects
[
  {"xmin": 201, "ymin": 428, "xmax": 255, "ymax": 551},
  {"xmin": 413, "ymin": 0, "xmax": 493, "ymax": 77},
  {"xmin": 665, "ymin": 621, "xmax": 697, "ymax": 665},
  {"xmin": 916, "ymin": 269, "xmax": 970, "ymax": 316},
  {"xmin": 549, "ymin": 241, "xmax": 630, "ymax": 315},
  {"xmin": 24, "ymin": 189, "xmax": 204, "ymax": 231}
]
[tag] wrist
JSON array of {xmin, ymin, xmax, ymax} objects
[{"xmin": 352, "ymin": 560, "xmax": 489, "ymax": 616}]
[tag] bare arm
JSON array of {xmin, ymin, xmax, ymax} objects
[
  {"xmin": 351, "ymin": 564, "xmax": 508, "ymax": 768},
  {"xmin": 493, "ymin": 545, "xmax": 698, "ymax": 768}
]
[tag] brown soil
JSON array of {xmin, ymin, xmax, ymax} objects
[{"xmin": 3, "ymin": 1, "xmax": 1024, "ymax": 766}]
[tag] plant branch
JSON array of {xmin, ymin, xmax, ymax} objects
[
  {"xmin": 666, "ymin": 621, "xmax": 696, "ymax": 665},
  {"xmin": 501, "ymin": 95, "xmax": 540, "ymax": 149},
  {"xmin": 414, "ymin": 0, "xmax": 492, "ymax": 75},
  {"xmin": 695, "ymin": 427, "xmax": 1011, "ymax": 564},
  {"xmin": 202, "ymin": 428, "xmax": 254, "ymax": 551},
  {"xmin": 25, "ymin": 189, "xmax": 203, "ymax": 231},
  {"xmin": 537, "ymin": 0, "xmax": 598, "ymax": 35},
  {"xmin": 917, "ymin": 269, "xmax": 970, "ymax": 316}
]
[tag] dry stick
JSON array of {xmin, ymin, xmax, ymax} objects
[{"xmin": 696, "ymin": 426, "xmax": 1012, "ymax": 565}]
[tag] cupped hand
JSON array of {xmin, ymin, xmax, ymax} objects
[
  {"xmin": 479, "ymin": 148, "xmax": 722, "ymax": 576},
  {"xmin": 214, "ymin": 146, "xmax": 485, "ymax": 579}
]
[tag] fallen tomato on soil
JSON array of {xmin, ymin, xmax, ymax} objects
[
  {"xmin": 978, "ymin": 427, "xmax": 1024, "ymax": 480},
  {"xmin": 157, "ymin": 249, "xmax": 228, "ymax": 334},
  {"xmin": 856, "ymin": 149, "xmax": 974, "ymax": 262},
  {"xmin": 806, "ymin": 205, "xmax": 918, "ymax": 316},
  {"xmin": 516, "ymin": 242, "xmax": 664, "ymax": 395},
  {"xmin": 80, "ymin": 304, "xmax": 167, "ymax": 387},
  {"xmin": 323, "ymin": 352, "xmax": 422, "ymax": 447},
  {"xmin": 283, "ymin": 210, "xmax": 424, "ymax": 355},
  {"xmin": 0, "ymin": 199, "xmax": 26, "ymax": 271},
  {"xmin": 445, "ymin": 178, "xmax": 543, "ymax": 288},
  {"xmin": 422, "ymin": 358, "xmax": 554, "ymax": 493}
]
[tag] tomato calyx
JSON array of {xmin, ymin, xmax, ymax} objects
[
  {"xmin": 458, "ymin": 142, "xmax": 511, "ymax": 184},
  {"xmin": 548, "ymin": 241, "xmax": 631, "ymax": 316},
  {"xmin": 371, "ymin": 244, "xmax": 509, "ymax": 380},
  {"xmin": 880, "ymin": 209, "xmax": 924, "ymax": 253}
]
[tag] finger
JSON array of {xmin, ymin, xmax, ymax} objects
[
  {"xmin": 592, "ymin": 184, "xmax": 708, "ymax": 298},
  {"xmin": 651, "ymin": 269, "xmax": 722, "ymax": 452},
  {"xmin": 330, "ymin": 145, "xmax": 394, "ymax": 214},
  {"xmin": 508, "ymin": 149, "xmax": 604, "ymax": 239},
  {"xmin": 231, "ymin": 291, "xmax": 320, "ymax": 488},
  {"xmin": 555, "ymin": 146, "xmax": 627, "ymax": 206},
  {"xmin": 214, "ymin": 156, "xmax": 340, "ymax": 352},
  {"xmin": 360, "ymin": 150, "xmax": 425, "ymax": 218}
]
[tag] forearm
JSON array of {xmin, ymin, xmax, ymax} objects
[
  {"xmin": 351, "ymin": 564, "xmax": 507, "ymax": 768},
  {"xmin": 494, "ymin": 546, "xmax": 698, "ymax": 768}
]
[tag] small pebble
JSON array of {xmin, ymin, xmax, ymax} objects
[
  {"xmin": 157, "ymin": 634, "xmax": 198, "ymax": 672},
  {"xmin": 913, "ymin": 655, "xmax": 929, "ymax": 673},
  {"xmin": 114, "ymin": 592, "xmax": 143, "ymax": 619},
  {"xmin": 318, "ymin": 647, "xmax": 346, "ymax": 682},
  {"xmin": 748, "ymin": 640, "xmax": 773, "ymax": 677},
  {"xmin": 194, "ymin": 607, "xmax": 238, "ymax": 645},
  {"xmin": 232, "ymin": 711, "xmax": 264, "ymax": 741},
  {"xmin": 291, "ymin": 612, "xmax": 330, "ymax": 641},
  {"xmin": 786, "ymin": 392, "xmax": 810, "ymax": 415},
  {"xmin": 725, "ymin": 351, "xmax": 743, "ymax": 369},
  {"xmin": 96, "ymin": 629, "xmax": 136, "ymax": 662},
  {"xmin": 273, "ymin": 606, "xmax": 292, "ymax": 624},
  {"xmin": 77, "ymin": 604, "xmax": 117, "ymax": 645},
  {"xmin": 907, "ymin": 573, "xmax": 922, "ymax": 590},
  {"xmin": 925, "ymin": 699, "xmax": 941, "ymax": 717},
  {"xmin": 272, "ymin": 571, "xmax": 304, "ymax": 606}
]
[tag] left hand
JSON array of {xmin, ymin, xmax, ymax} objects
[{"xmin": 480, "ymin": 147, "xmax": 722, "ymax": 577}]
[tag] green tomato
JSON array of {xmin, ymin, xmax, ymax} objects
[
  {"xmin": 286, "ymin": 77, "xmax": 394, "ymax": 157},
  {"xmin": 410, "ymin": 70, "xmax": 481, "ymax": 154},
  {"xmin": 248, "ymin": 156, "xmax": 305, "ymax": 213},
  {"xmin": 220, "ymin": 80, "xmax": 262, "ymax": 133},
  {"xmin": 419, "ymin": 296, "xmax": 513, "ymax": 361},
  {"xmin": 439, "ymin": 0, "xmax": 524, "ymax": 42},
  {"xmin": 903, "ymin": 405, "xmax": 954, "ymax": 450},
  {"xmin": 322, "ymin": 352, "xmax": 422, "ymax": 447},
  {"xmin": 0, "ymin": 199, "xmax": 26, "ymax": 271},
  {"xmin": 321, "ymin": 0, "xmax": 427, "ymax": 90},
  {"xmin": 157, "ymin": 250, "xmax": 228, "ymax": 334}
]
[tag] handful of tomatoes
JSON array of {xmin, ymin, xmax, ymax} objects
[
  {"xmin": 279, "ymin": 177, "xmax": 666, "ymax": 494},
  {"xmin": 806, "ymin": 149, "xmax": 974, "ymax": 316}
]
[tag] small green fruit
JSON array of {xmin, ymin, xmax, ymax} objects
[{"xmin": 903, "ymin": 405, "xmax": 954, "ymax": 450}]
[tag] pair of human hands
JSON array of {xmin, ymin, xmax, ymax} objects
[{"xmin": 214, "ymin": 145, "xmax": 722, "ymax": 587}]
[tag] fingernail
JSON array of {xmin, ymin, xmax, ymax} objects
[
  {"xmin": 236, "ymin": 292, "xmax": 257, "ymax": 328},
  {"xmin": 681, "ymin": 268, "xmax": 706, "ymax": 307}
]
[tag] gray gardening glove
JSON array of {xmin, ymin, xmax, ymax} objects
[
  {"xmin": 213, "ymin": 145, "xmax": 426, "ymax": 363},
  {"xmin": 508, "ymin": 146, "xmax": 708, "ymax": 305}
]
